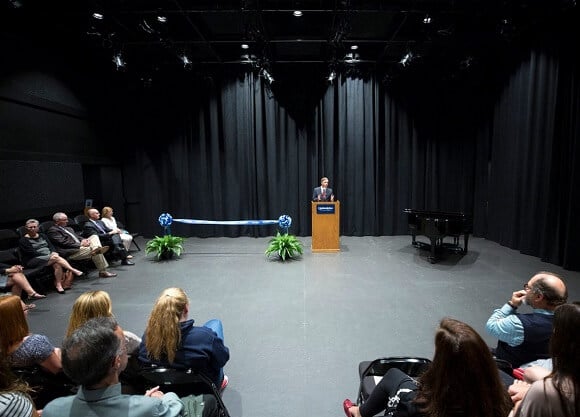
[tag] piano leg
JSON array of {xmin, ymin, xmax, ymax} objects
[
  {"xmin": 428, "ymin": 237, "xmax": 438, "ymax": 263},
  {"xmin": 411, "ymin": 233, "xmax": 419, "ymax": 248},
  {"xmin": 463, "ymin": 233, "xmax": 469, "ymax": 253}
]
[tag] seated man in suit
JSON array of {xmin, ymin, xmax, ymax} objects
[
  {"xmin": 486, "ymin": 271, "xmax": 568, "ymax": 368},
  {"xmin": 312, "ymin": 177, "xmax": 335, "ymax": 201},
  {"xmin": 46, "ymin": 212, "xmax": 117, "ymax": 278},
  {"xmin": 83, "ymin": 208, "xmax": 134, "ymax": 266}
]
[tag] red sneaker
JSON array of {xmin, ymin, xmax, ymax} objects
[
  {"xmin": 343, "ymin": 399, "xmax": 355, "ymax": 417},
  {"xmin": 220, "ymin": 375, "xmax": 229, "ymax": 391}
]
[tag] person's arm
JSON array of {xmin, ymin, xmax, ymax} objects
[
  {"xmin": 485, "ymin": 304, "xmax": 525, "ymax": 346},
  {"xmin": 18, "ymin": 236, "xmax": 37, "ymax": 258},
  {"xmin": 39, "ymin": 347, "xmax": 62, "ymax": 374}
]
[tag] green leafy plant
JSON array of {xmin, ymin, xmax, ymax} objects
[
  {"xmin": 145, "ymin": 235, "xmax": 185, "ymax": 260},
  {"xmin": 265, "ymin": 232, "xmax": 304, "ymax": 261}
]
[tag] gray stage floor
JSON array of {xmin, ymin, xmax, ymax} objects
[{"xmin": 27, "ymin": 236, "xmax": 580, "ymax": 417}]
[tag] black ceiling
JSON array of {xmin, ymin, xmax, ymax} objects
[{"xmin": 1, "ymin": 0, "xmax": 577, "ymax": 80}]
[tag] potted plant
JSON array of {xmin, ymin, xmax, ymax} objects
[
  {"xmin": 145, "ymin": 235, "xmax": 185, "ymax": 260},
  {"xmin": 265, "ymin": 215, "xmax": 303, "ymax": 261}
]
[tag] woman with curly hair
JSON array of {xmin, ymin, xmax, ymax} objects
[
  {"xmin": 343, "ymin": 318, "xmax": 512, "ymax": 417},
  {"xmin": 138, "ymin": 287, "xmax": 230, "ymax": 390}
]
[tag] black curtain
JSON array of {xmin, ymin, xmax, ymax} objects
[
  {"xmin": 474, "ymin": 48, "xmax": 580, "ymax": 270},
  {"xmin": 126, "ymin": 69, "xmax": 476, "ymax": 240},
  {"xmin": 121, "ymin": 46, "xmax": 580, "ymax": 270}
]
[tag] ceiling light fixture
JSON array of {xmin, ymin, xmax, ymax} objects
[
  {"xmin": 157, "ymin": 15, "xmax": 167, "ymax": 23},
  {"xmin": 181, "ymin": 54, "xmax": 192, "ymax": 68},
  {"xmin": 293, "ymin": 10, "xmax": 303, "ymax": 17},
  {"xmin": 423, "ymin": 15, "xmax": 432, "ymax": 24},
  {"xmin": 260, "ymin": 68, "xmax": 274, "ymax": 84},
  {"xmin": 350, "ymin": 45, "xmax": 358, "ymax": 50},
  {"xmin": 92, "ymin": 12, "xmax": 104, "ymax": 20},
  {"xmin": 241, "ymin": 43, "xmax": 249, "ymax": 49},
  {"xmin": 112, "ymin": 53, "xmax": 126, "ymax": 70},
  {"xmin": 399, "ymin": 51, "xmax": 413, "ymax": 67},
  {"xmin": 344, "ymin": 52, "xmax": 360, "ymax": 63},
  {"xmin": 327, "ymin": 70, "xmax": 337, "ymax": 83}
]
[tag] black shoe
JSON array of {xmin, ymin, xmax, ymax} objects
[{"xmin": 121, "ymin": 260, "xmax": 135, "ymax": 265}]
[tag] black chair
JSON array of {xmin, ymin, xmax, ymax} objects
[
  {"xmin": 0, "ymin": 229, "xmax": 20, "ymax": 250},
  {"xmin": 12, "ymin": 366, "xmax": 77, "ymax": 409},
  {"xmin": 357, "ymin": 357, "xmax": 432, "ymax": 404},
  {"xmin": 39, "ymin": 220, "xmax": 55, "ymax": 234},
  {"xmin": 140, "ymin": 366, "xmax": 230, "ymax": 417},
  {"xmin": 117, "ymin": 221, "xmax": 141, "ymax": 251},
  {"xmin": 74, "ymin": 214, "xmax": 89, "ymax": 227}
]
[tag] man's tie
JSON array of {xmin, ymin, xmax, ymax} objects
[
  {"xmin": 60, "ymin": 226, "xmax": 80, "ymax": 243},
  {"xmin": 322, "ymin": 188, "xmax": 326, "ymax": 199}
]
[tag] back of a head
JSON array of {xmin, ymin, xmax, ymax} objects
[
  {"xmin": 0, "ymin": 295, "xmax": 29, "ymax": 356},
  {"xmin": 144, "ymin": 287, "xmax": 188, "ymax": 363},
  {"xmin": 62, "ymin": 316, "xmax": 120, "ymax": 387},
  {"xmin": 533, "ymin": 271, "xmax": 568, "ymax": 308},
  {"xmin": 66, "ymin": 291, "xmax": 113, "ymax": 338},
  {"xmin": 416, "ymin": 318, "xmax": 511, "ymax": 417},
  {"xmin": 551, "ymin": 302, "xmax": 580, "ymax": 378}
]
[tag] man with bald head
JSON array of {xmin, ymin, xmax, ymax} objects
[{"xmin": 486, "ymin": 271, "xmax": 568, "ymax": 368}]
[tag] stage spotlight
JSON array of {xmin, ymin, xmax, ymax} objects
[
  {"xmin": 423, "ymin": 15, "xmax": 432, "ymax": 24},
  {"xmin": 112, "ymin": 53, "xmax": 126, "ymax": 70},
  {"xmin": 293, "ymin": 10, "xmax": 303, "ymax": 17},
  {"xmin": 181, "ymin": 54, "xmax": 192, "ymax": 69},
  {"xmin": 399, "ymin": 51, "xmax": 413, "ymax": 67},
  {"xmin": 157, "ymin": 15, "xmax": 167, "ymax": 23},
  {"xmin": 344, "ymin": 52, "xmax": 360, "ymax": 63},
  {"xmin": 92, "ymin": 12, "xmax": 104, "ymax": 20},
  {"xmin": 261, "ymin": 68, "xmax": 274, "ymax": 84},
  {"xmin": 327, "ymin": 71, "xmax": 337, "ymax": 82}
]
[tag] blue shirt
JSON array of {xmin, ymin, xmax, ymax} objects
[
  {"xmin": 42, "ymin": 383, "xmax": 183, "ymax": 417},
  {"xmin": 486, "ymin": 303, "xmax": 553, "ymax": 346}
]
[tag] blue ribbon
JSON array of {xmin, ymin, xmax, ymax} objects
[{"xmin": 158, "ymin": 213, "xmax": 293, "ymax": 232}]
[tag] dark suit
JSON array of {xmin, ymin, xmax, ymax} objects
[
  {"xmin": 46, "ymin": 225, "xmax": 83, "ymax": 257},
  {"xmin": 312, "ymin": 186, "xmax": 333, "ymax": 201},
  {"xmin": 82, "ymin": 220, "xmax": 128, "ymax": 260}
]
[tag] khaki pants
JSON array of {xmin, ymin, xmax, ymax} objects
[{"xmin": 68, "ymin": 235, "xmax": 109, "ymax": 271}]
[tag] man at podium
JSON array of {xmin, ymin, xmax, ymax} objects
[{"xmin": 312, "ymin": 177, "xmax": 335, "ymax": 201}]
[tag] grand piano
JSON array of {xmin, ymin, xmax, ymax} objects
[{"xmin": 403, "ymin": 209, "xmax": 472, "ymax": 263}]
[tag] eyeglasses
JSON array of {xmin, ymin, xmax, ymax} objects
[{"xmin": 26, "ymin": 225, "xmax": 38, "ymax": 229}]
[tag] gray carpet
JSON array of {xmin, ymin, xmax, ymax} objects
[{"xmin": 27, "ymin": 236, "xmax": 580, "ymax": 417}]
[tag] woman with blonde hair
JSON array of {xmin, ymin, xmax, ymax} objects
[
  {"xmin": 138, "ymin": 287, "xmax": 230, "ymax": 390},
  {"xmin": 65, "ymin": 290, "xmax": 141, "ymax": 354},
  {"xmin": 100, "ymin": 206, "xmax": 133, "ymax": 253},
  {"xmin": 0, "ymin": 295, "xmax": 61, "ymax": 374}
]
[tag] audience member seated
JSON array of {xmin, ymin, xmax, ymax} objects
[
  {"xmin": 138, "ymin": 287, "xmax": 230, "ymax": 390},
  {"xmin": 82, "ymin": 208, "xmax": 134, "ymax": 266},
  {"xmin": 41, "ymin": 317, "xmax": 184, "ymax": 417},
  {"xmin": 486, "ymin": 271, "xmax": 567, "ymax": 368},
  {"xmin": 507, "ymin": 301, "xmax": 580, "ymax": 416},
  {"xmin": 343, "ymin": 318, "xmax": 512, "ymax": 417},
  {"xmin": 19, "ymin": 219, "xmax": 83, "ymax": 294},
  {"xmin": 0, "ymin": 356, "xmax": 39, "ymax": 417},
  {"xmin": 1, "ymin": 265, "xmax": 45, "ymax": 300},
  {"xmin": 0, "ymin": 295, "xmax": 61, "ymax": 373},
  {"xmin": 65, "ymin": 290, "xmax": 141, "ymax": 354},
  {"xmin": 45, "ymin": 212, "xmax": 117, "ymax": 278},
  {"xmin": 101, "ymin": 206, "xmax": 134, "ymax": 256}
]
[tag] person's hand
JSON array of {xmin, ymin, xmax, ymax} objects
[
  {"xmin": 509, "ymin": 289, "xmax": 527, "ymax": 308},
  {"xmin": 6, "ymin": 265, "xmax": 23, "ymax": 274},
  {"xmin": 508, "ymin": 379, "xmax": 530, "ymax": 403},
  {"xmin": 49, "ymin": 252, "xmax": 60, "ymax": 260},
  {"xmin": 330, "ymin": 194, "xmax": 335, "ymax": 201},
  {"xmin": 145, "ymin": 386, "xmax": 165, "ymax": 398}
]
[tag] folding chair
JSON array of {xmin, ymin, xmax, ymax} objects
[
  {"xmin": 356, "ymin": 357, "xmax": 431, "ymax": 405},
  {"xmin": 12, "ymin": 366, "xmax": 77, "ymax": 409},
  {"xmin": 140, "ymin": 366, "xmax": 230, "ymax": 417}
]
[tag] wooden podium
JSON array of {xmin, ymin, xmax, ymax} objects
[{"xmin": 311, "ymin": 201, "xmax": 340, "ymax": 252}]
